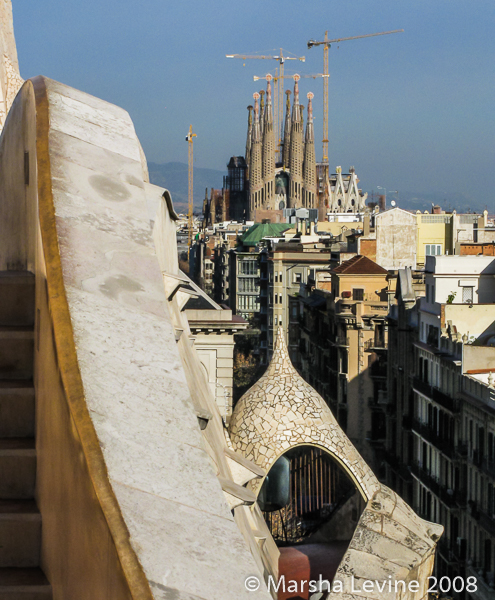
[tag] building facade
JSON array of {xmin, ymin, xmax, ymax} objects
[
  {"xmin": 294, "ymin": 255, "xmax": 394, "ymax": 472},
  {"xmin": 386, "ymin": 257, "xmax": 495, "ymax": 598}
]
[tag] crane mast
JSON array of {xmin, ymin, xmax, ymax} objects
[
  {"xmin": 186, "ymin": 125, "xmax": 196, "ymax": 258},
  {"xmin": 307, "ymin": 29, "xmax": 404, "ymax": 164}
]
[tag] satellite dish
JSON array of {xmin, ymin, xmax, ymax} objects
[{"xmin": 391, "ymin": 200, "xmax": 396, "ymax": 207}]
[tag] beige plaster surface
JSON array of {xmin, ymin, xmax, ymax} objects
[
  {"xmin": 0, "ymin": 76, "xmax": 275, "ymax": 600},
  {"xmin": 0, "ymin": 0, "xmax": 22, "ymax": 129}
]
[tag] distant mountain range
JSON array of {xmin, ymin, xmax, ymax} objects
[
  {"xmin": 148, "ymin": 162, "xmax": 487, "ymax": 216},
  {"xmin": 148, "ymin": 162, "xmax": 226, "ymax": 213},
  {"xmin": 369, "ymin": 191, "xmax": 487, "ymax": 215}
]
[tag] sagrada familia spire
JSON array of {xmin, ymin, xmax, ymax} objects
[{"xmin": 247, "ymin": 75, "xmax": 316, "ymax": 219}]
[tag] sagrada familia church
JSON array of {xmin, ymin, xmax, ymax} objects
[
  {"xmin": 246, "ymin": 74, "xmax": 317, "ymax": 218},
  {"xmin": 203, "ymin": 74, "xmax": 369, "ymax": 225},
  {"xmin": 0, "ymin": 3, "xmax": 442, "ymax": 599}
]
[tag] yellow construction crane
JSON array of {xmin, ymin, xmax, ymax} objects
[
  {"xmin": 226, "ymin": 50, "xmax": 305, "ymax": 160},
  {"xmin": 307, "ymin": 29, "xmax": 404, "ymax": 164},
  {"xmin": 185, "ymin": 125, "xmax": 196, "ymax": 257}
]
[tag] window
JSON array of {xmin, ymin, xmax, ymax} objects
[
  {"xmin": 279, "ymin": 294, "xmax": 283, "ymax": 304},
  {"xmin": 239, "ymin": 260, "xmax": 258, "ymax": 275},
  {"xmin": 462, "ymin": 286, "xmax": 474, "ymax": 303},
  {"xmin": 237, "ymin": 295, "xmax": 259, "ymax": 312},
  {"xmin": 294, "ymin": 272, "xmax": 302, "ymax": 284},
  {"xmin": 425, "ymin": 244, "xmax": 442, "ymax": 256},
  {"xmin": 353, "ymin": 288, "xmax": 364, "ymax": 301},
  {"xmin": 275, "ymin": 273, "xmax": 278, "ymax": 283},
  {"xmin": 239, "ymin": 279, "xmax": 257, "ymax": 293}
]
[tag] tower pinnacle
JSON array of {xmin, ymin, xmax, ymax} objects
[
  {"xmin": 262, "ymin": 75, "xmax": 275, "ymax": 209},
  {"xmin": 249, "ymin": 92, "xmax": 263, "ymax": 216},
  {"xmin": 282, "ymin": 90, "xmax": 291, "ymax": 169},
  {"xmin": 303, "ymin": 92, "xmax": 316, "ymax": 209},
  {"xmin": 289, "ymin": 74, "xmax": 303, "ymax": 207},
  {"xmin": 245, "ymin": 105, "xmax": 253, "ymax": 174}
]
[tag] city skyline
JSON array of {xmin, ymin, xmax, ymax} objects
[{"xmin": 13, "ymin": 0, "xmax": 495, "ymax": 205}]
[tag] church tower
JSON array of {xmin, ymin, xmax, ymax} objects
[
  {"xmin": 262, "ymin": 75, "xmax": 275, "ymax": 210},
  {"xmin": 245, "ymin": 105, "xmax": 253, "ymax": 178},
  {"xmin": 249, "ymin": 93, "xmax": 263, "ymax": 216},
  {"xmin": 259, "ymin": 89, "xmax": 265, "ymax": 136},
  {"xmin": 303, "ymin": 92, "xmax": 316, "ymax": 209},
  {"xmin": 289, "ymin": 75, "xmax": 303, "ymax": 208},
  {"xmin": 282, "ymin": 90, "xmax": 291, "ymax": 169}
]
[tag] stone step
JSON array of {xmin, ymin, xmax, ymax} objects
[
  {"xmin": 0, "ymin": 272, "xmax": 35, "ymax": 328},
  {"xmin": 0, "ymin": 440, "xmax": 36, "ymax": 499},
  {"xmin": 0, "ymin": 329, "xmax": 34, "ymax": 380},
  {"xmin": 0, "ymin": 382, "xmax": 35, "ymax": 438},
  {"xmin": 0, "ymin": 501, "xmax": 40, "ymax": 568},
  {"xmin": 0, "ymin": 567, "xmax": 51, "ymax": 599}
]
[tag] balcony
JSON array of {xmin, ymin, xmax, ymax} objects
[
  {"xmin": 457, "ymin": 442, "xmax": 468, "ymax": 458},
  {"xmin": 480, "ymin": 510, "xmax": 495, "ymax": 538},
  {"xmin": 409, "ymin": 462, "xmax": 459, "ymax": 509},
  {"xmin": 481, "ymin": 458, "xmax": 495, "ymax": 479},
  {"xmin": 369, "ymin": 361, "xmax": 388, "ymax": 378},
  {"xmin": 437, "ymin": 538, "xmax": 461, "ymax": 566},
  {"xmin": 368, "ymin": 390, "xmax": 389, "ymax": 407},
  {"xmin": 468, "ymin": 499, "xmax": 481, "ymax": 520},
  {"xmin": 412, "ymin": 376, "xmax": 459, "ymax": 413},
  {"xmin": 473, "ymin": 449, "xmax": 483, "ymax": 468},
  {"xmin": 366, "ymin": 430, "xmax": 385, "ymax": 448},
  {"xmin": 330, "ymin": 336, "xmax": 349, "ymax": 347},
  {"xmin": 466, "ymin": 565, "xmax": 495, "ymax": 599},
  {"xmin": 364, "ymin": 338, "xmax": 387, "ymax": 352},
  {"xmin": 382, "ymin": 451, "xmax": 413, "ymax": 483},
  {"xmin": 411, "ymin": 419, "xmax": 456, "ymax": 460}
]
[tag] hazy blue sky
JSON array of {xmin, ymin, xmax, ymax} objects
[{"xmin": 12, "ymin": 0, "xmax": 495, "ymax": 202}]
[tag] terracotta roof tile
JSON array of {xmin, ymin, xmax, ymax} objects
[{"xmin": 332, "ymin": 255, "xmax": 388, "ymax": 275}]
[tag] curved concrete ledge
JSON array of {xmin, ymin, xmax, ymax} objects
[{"xmin": 0, "ymin": 77, "xmax": 274, "ymax": 600}]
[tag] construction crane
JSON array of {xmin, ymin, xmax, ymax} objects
[
  {"xmin": 307, "ymin": 29, "xmax": 404, "ymax": 164},
  {"xmin": 253, "ymin": 72, "xmax": 327, "ymax": 158},
  {"xmin": 226, "ymin": 50, "xmax": 305, "ymax": 161},
  {"xmin": 185, "ymin": 125, "xmax": 196, "ymax": 258}
]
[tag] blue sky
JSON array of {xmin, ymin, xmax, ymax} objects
[{"xmin": 12, "ymin": 0, "xmax": 495, "ymax": 202}]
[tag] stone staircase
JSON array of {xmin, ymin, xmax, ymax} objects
[{"xmin": 0, "ymin": 272, "xmax": 51, "ymax": 599}]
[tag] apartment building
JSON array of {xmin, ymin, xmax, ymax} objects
[
  {"xmin": 386, "ymin": 257, "xmax": 495, "ymax": 598},
  {"xmin": 266, "ymin": 233, "xmax": 333, "ymax": 355},
  {"xmin": 294, "ymin": 255, "xmax": 394, "ymax": 472}
]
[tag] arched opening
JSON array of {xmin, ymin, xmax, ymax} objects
[{"xmin": 258, "ymin": 445, "xmax": 366, "ymax": 600}]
